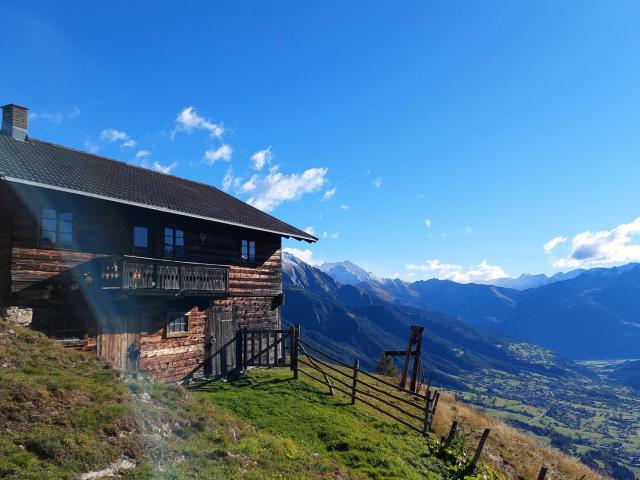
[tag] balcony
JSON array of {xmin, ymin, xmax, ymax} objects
[{"xmin": 97, "ymin": 256, "xmax": 228, "ymax": 296}]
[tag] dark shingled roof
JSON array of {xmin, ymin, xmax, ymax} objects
[{"xmin": 0, "ymin": 133, "xmax": 316, "ymax": 242}]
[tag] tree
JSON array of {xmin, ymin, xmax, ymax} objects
[{"xmin": 375, "ymin": 353, "xmax": 399, "ymax": 377}]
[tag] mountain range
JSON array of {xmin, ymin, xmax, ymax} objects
[
  {"xmin": 317, "ymin": 259, "xmax": 640, "ymax": 360},
  {"xmin": 284, "ymin": 253, "xmax": 587, "ymax": 387},
  {"xmin": 282, "ymin": 254, "xmax": 640, "ymax": 478}
]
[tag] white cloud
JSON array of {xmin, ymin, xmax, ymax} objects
[
  {"xmin": 136, "ymin": 150, "xmax": 151, "ymax": 158},
  {"xmin": 29, "ymin": 111, "xmax": 64, "ymax": 124},
  {"xmin": 100, "ymin": 128, "xmax": 136, "ymax": 148},
  {"xmin": 251, "ymin": 147, "xmax": 273, "ymax": 170},
  {"xmin": 222, "ymin": 166, "xmax": 237, "ymax": 192},
  {"xmin": 405, "ymin": 259, "xmax": 507, "ymax": 284},
  {"xmin": 283, "ymin": 247, "xmax": 318, "ymax": 265},
  {"xmin": 552, "ymin": 218, "xmax": 640, "ymax": 268},
  {"xmin": 338, "ymin": 204, "xmax": 349, "ymax": 211},
  {"xmin": 425, "ymin": 219, "xmax": 432, "ymax": 228},
  {"xmin": 464, "ymin": 226, "xmax": 473, "ymax": 235},
  {"xmin": 29, "ymin": 107, "xmax": 79, "ymax": 124},
  {"xmin": 100, "ymin": 128, "xmax": 129, "ymax": 142},
  {"xmin": 174, "ymin": 106, "xmax": 224, "ymax": 139},
  {"xmin": 372, "ymin": 178, "xmax": 383, "ymax": 188},
  {"xmin": 204, "ymin": 144, "xmax": 233, "ymax": 164},
  {"xmin": 323, "ymin": 187, "xmax": 337, "ymax": 201},
  {"xmin": 322, "ymin": 231, "xmax": 340, "ymax": 240},
  {"xmin": 231, "ymin": 166, "xmax": 328, "ymax": 212},
  {"xmin": 152, "ymin": 161, "xmax": 177, "ymax": 174},
  {"xmin": 304, "ymin": 226, "xmax": 316, "ymax": 236},
  {"xmin": 543, "ymin": 236, "xmax": 568, "ymax": 254}
]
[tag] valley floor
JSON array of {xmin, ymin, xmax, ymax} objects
[{"xmin": 449, "ymin": 367, "xmax": 640, "ymax": 479}]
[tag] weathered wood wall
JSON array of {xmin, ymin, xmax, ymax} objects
[
  {"xmin": 137, "ymin": 297, "xmax": 280, "ymax": 382},
  {"xmin": 6, "ymin": 183, "xmax": 283, "ymax": 297},
  {"xmin": 2, "ymin": 182, "xmax": 286, "ymax": 381},
  {"xmin": 0, "ymin": 182, "xmax": 12, "ymax": 305},
  {"xmin": 138, "ymin": 305, "xmax": 208, "ymax": 382}
]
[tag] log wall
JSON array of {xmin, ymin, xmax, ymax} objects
[
  {"xmin": 0, "ymin": 182, "xmax": 12, "ymax": 304},
  {"xmin": 6, "ymin": 183, "xmax": 283, "ymax": 296},
  {"xmin": 2, "ymin": 182, "xmax": 288, "ymax": 381}
]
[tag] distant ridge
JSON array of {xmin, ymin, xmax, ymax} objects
[
  {"xmin": 477, "ymin": 269, "xmax": 586, "ymax": 290},
  {"xmin": 308, "ymin": 254, "xmax": 640, "ymax": 360}
]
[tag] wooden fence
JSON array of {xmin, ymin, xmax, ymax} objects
[
  {"xmin": 295, "ymin": 335, "xmax": 440, "ymax": 436},
  {"xmin": 186, "ymin": 323, "xmax": 560, "ymax": 478}
]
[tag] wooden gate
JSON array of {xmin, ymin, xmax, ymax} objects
[
  {"xmin": 243, "ymin": 329, "xmax": 293, "ymax": 368},
  {"xmin": 205, "ymin": 306, "xmax": 237, "ymax": 377}
]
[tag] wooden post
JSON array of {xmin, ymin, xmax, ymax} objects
[
  {"xmin": 432, "ymin": 391, "xmax": 441, "ymax": 418},
  {"xmin": 235, "ymin": 329, "xmax": 243, "ymax": 373},
  {"xmin": 425, "ymin": 373, "xmax": 433, "ymax": 396},
  {"xmin": 288, "ymin": 326, "xmax": 295, "ymax": 370},
  {"xmin": 292, "ymin": 324, "xmax": 300, "ymax": 380},
  {"xmin": 410, "ymin": 326, "xmax": 424, "ymax": 392},
  {"xmin": 468, "ymin": 428, "xmax": 491, "ymax": 473},
  {"xmin": 444, "ymin": 420, "xmax": 458, "ymax": 447},
  {"xmin": 399, "ymin": 330, "xmax": 415, "ymax": 388},
  {"xmin": 351, "ymin": 358, "xmax": 359, "ymax": 405},
  {"xmin": 423, "ymin": 391, "xmax": 433, "ymax": 436},
  {"xmin": 243, "ymin": 329, "xmax": 248, "ymax": 370},
  {"xmin": 536, "ymin": 467, "xmax": 548, "ymax": 480}
]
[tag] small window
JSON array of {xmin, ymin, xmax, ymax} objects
[
  {"xmin": 41, "ymin": 208, "xmax": 73, "ymax": 246},
  {"xmin": 167, "ymin": 313, "xmax": 188, "ymax": 335},
  {"xmin": 163, "ymin": 228, "xmax": 185, "ymax": 258},
  {"xmin": 241, "ymin": 240, "xmax": 256, "ymax": 265},
  {"xmin": 133, "ymin": 226, "xmax": 149, "ymax": 249}
]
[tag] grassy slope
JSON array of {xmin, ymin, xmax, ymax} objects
[
  {"xmin": 0, "ymin": 318, "xmax": 602, "ymax": 479},
  {"xmin": 124, "ymin": 368, "xmax": 505, "ymax": 479},
  {"xmin": 0, "ymin": 319, "xmax": 140, "ymax": 479}
]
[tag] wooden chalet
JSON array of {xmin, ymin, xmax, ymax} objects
[{"xmin": 0, "ymin": 103, "xmax": 316, "ymax": 381}]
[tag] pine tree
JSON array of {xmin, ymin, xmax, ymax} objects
[{"xmin": 375, "ymin": 352, "xmax": 399, "ymax": 377}]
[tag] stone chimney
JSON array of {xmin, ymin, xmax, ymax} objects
[{"xmin": 1, "ymin": 103, "xmax": 29, "ymax": 141}]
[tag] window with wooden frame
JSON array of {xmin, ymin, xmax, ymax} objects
[
  {"xmin": 241, "ymin": 239, "xmax": 256, "ymax": 265},
  {"xmin": 163, "ymin": 227, "xmax": 185, "ymax": 258},
  {"xmin": 40, "ymin": 208, "xmax": 74, "ymax": 247},
  {"xmin": 133, "ymin": 226, "xmax": 149, "ymax": 250},
  {"xmin": 166, "ymin": 312, "xmax": 189, "ymax": 336}
]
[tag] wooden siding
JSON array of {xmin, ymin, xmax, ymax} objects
[
  {"xmin": 7, "ymin": 183, "xmax": 283, "ymax": 297},
  {"xmin": 2, "ymin": 182, "xmax": 286, "ymax": 380},
  {"xmin": 0, "ymin": 182, "xmax": 12, "ymax": 305},
  {"xmin": 137, "ymin": 296, "xmax": 281, "ymax": 382}
]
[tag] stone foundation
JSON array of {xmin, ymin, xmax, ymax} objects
[{"xmin": 3, "ymin": 306, "xmax": 33, "ymax": 327}]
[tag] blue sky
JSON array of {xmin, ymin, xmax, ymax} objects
[{"xmin": 3, "ymin": 1, "xmax": 640, "ymax": 281}]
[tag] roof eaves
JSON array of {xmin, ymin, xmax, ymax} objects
[{"xmin": 2, "ymin": 176, "xmax": 318, "ymax": 243}]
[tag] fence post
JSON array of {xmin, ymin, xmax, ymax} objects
[
  {"xmin": 289, "ymin": 325, "xmax": 295, "ymax": 371},
  {"xmin": 468, "ymin": 428, "xmax": 491, "ymax": 473},
  {"xmin": 432, "ymin": 391, "xmax": 440, "ymax": 419},
  {"xmin": 242, "ymin": 329, "xmax": 249, "ymax": 371},
  {"xmin": 536, "ymin": 467, "xmax": 548, "ymax": 480},
  {"xmin": 292, "ymin": 324, "xmax": 300, "ymax": 380},
  {"xmin": 351, "ymin": 358, "xmax": 359, "ymax": 405},
  {"xmin": 235, "ymin": 329, "xmax": 244, "ymax": 373},
  {"xmin": 423, "ymin": 392, "xmax": 433, "ymax": 436},
  {"xmin": 444, "ymin": 420, "xmax": 458, "ymax": 447}
]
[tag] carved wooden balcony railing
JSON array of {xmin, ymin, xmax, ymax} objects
[{"xmin": 98, "ymin": 256, "xmax": 228, "ymax": 295}]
